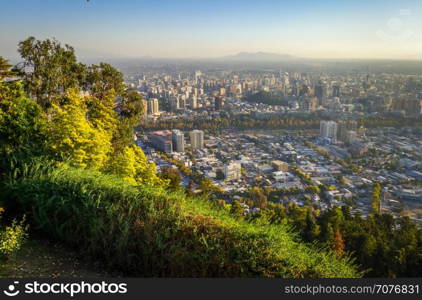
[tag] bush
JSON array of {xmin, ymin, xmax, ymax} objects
[
  {"xmin": 0, "ymin": 211, "xmax": 28, "ymax": 260},
  {"xmin": 1, "ymin": 164, "xmax": 360, "ymax": 277}
]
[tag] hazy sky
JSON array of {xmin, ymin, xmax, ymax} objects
[{"xmin": 1, "ymin": 0, "xmax": 422, "ymax": 60}]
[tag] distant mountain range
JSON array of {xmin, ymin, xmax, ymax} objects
[{"xmin": 220, "ymin": 51, "xmax": 298, "ymax": 61}]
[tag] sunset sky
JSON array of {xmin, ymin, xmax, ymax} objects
[{"xmin": 1, "ymin": 0, "xmax": 422, "ymax": 60}]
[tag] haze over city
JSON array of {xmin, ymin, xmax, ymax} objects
[{"xmin": 1, "ymin": 0, "xmax": 422, "ymax": 60}]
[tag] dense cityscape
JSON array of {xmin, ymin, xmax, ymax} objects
[{"xmin": 121, "ymin": 61, "xmax": 422, "ymax": 226}]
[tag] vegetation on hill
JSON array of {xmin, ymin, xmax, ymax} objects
[
  {"xmin": 0, "ymin": 37, "xmax": 162, "ymax": 186},
  {"xmin": 1, "ymin": 164, "xmax": 359, "ymax": 277},
  {"xmin": 213, "ymin": 180, "xmax": 422, "ymax": 278},
  {"xmin": 243, "ymin": 200, "xmax": 422, "ymax": 277}
]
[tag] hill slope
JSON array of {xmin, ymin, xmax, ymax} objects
[{"xmin": 1, "ymin": 165, "xmax": 360, "ymax": 278}]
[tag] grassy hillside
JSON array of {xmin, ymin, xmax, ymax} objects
[{"xmin": 1, "ymin": 165, "xmax": 360, "ymax": 278}]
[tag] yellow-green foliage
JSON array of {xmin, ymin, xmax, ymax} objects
[
  {"xmin": 106, "ymin": 144, "xmax": 164, "ymax": 186},
  {"xmin": 0, "ymin": 211, "xmax": 28, "ymax": 259},
  {"xmin": 47, "ymin": 89, "xmax": 113, "ymax": 169},
  {"xmin": 85, "ymin": 93, "xmax": 118, "ymax": 134},
  {"xmin": 44, "ymin": 89, "xmax": 162, "ymax": 186},
  {"xmin": 371, "ymin": 182, "xmax": 382, "ymax": 214}
]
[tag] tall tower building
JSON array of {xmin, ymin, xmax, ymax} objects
[
  {"xmin": 142, "ymin": 99, "xmax": 148, "ymax": 118},
  {"xmin": 194, "ymin": 70, "xmax": 202, "ymax": 85},
  {"xmin": 170, "ymin": 96, "xmax": 180, "ymax": 111},
  {"xmin": 172, "ymin": 130, "xmax": 185, "ymax": 152},
  {"xmin": 148, "ymin": 98, "xmax": 159, "ymax": 115},
  {"xmin": 190, "ymin": 95, "xmax": 198, "ymax": 109},
  {"xmin": 190, "ymin": 130, "xmax": 204, "ymax": 150},
  {"xmin": 320, "ymin": 121, "xmax": 338, "ymax": 142},
  {"xmin": 214, "ymin": 96, "xmax": 224, "ymax": 111},
  {"xmin": 337, "ymin": 120, "xmax": 358, "ymax": 142},
  {"xmin": 332, "ymin": 85, "xmax": 340, "ymax": 98},
  {"xmin": 315, "ymin": 83, "xmax": 328, "ymax": 105}
]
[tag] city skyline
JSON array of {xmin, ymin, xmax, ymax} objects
[{"xmin": 1, "ymin": 0, "xmax": 422, "ymax": 60}]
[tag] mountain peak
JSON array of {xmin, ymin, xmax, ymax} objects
[{"xmin": 222, "ymin": 51, "xmax": 295, "ymax": 61}]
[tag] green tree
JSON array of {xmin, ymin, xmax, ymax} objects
[
  {"xmin": 371, "ymin": 182, "xmax": 382, "ymax": 214},
  {"xmin": 305, "ymin": 185, "xmax": 321, "ymax": 194},
  {"xmin": 18, "ymin": 37, "xmax": 83, "ymax": 109},
  {"xmin": 47, "ymin": 89, "xmax": 112, "ymax": 169},
  {"xmin": 105, "ymin": 144, "xmax": 163, "ymax": 186},
  {"xmin": 216, "ymin": 169, "xmax": 225, "ymax": 180},
  {"xmin": 0, "ymin": 83, "xmax": 46, "ymax": 175},
  {"xmin": 85, "ymin": 93, "xmax": 118, "ymax": 135},
  {"xmin": 250, "ymin": 187, "xmax": 268, "ymax": 209},
  {"xmin": 84, "ymin": 63, "xmax": 124, "ymax": 99},
  {"xmin": 160, "ymin": 166, "xmax": 181, "ymax": 190},
  {"xmin": 119, "ymin": 88, "xmax": 144, "ymax": 124},
  {"xmin": 0, "ymin": 57, "xmax": 14, "ymax": 80},
  {"xmin": 303, "ymin": 211, "xmax": 320, "ymax": 242},
  {"xmin": 230, "ymin": 200, "xmax": 245, "ymax": 219},
  {"xmin": 199, "ymin": 178, "xmax": 218, "ymax": 196}
]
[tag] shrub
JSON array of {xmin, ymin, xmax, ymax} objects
[{"xmin": 0, "ymin": 211, "xmax": 28, "ymax": 260}]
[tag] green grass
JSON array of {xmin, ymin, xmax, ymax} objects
[{"xmin": 1, "ymin": 165, "xmax": 361, "ymax": 277}]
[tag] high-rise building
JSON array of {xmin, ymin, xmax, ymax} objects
[
  {"xmin": 224, "ymin": 162, "xmax": 242, "ymax": 181},
  {"xmin": 320, "ymin": 121, "xmax": 338, "ymax": 142},
  {"xmin": 315, "ymin": 83, "xmax": 328, "ymax": 105},
  {"xmin": 148, "ymin": 98, "xmax": 159, "ymax": 115},
  {"xmin": 190, "ymin": 130, "xmax": 204, "ymax": 150},
  {"xmin": 214, "ymin": 96, "xmax": 224, "ymax": 111},
  {"xmin": 170, "ymin": 96, "xmax": 179, "ymax": 111},
  {"xmin": 179, "ymin": 95, "xmax": 186, "ymax": 109},
  {"xmin": 172, "ymin": 130, "xmax": 185, "ymax": 152},
  {"xmin": 148, "ymin": 130, "xmax": 172, "ymax": 153},
  {"xmin": 194, "ymin": 70, "xmax": 201, "ymax": 85},
  {"xmin": 190, "ymin": 95, "xmax": 198, "ymax": 109},
  {"xmin": 332, "ymin": 85, "xmax": 340, "ymax": 97},
  {"xmin": 142, "ymin": 99, "xmax": 148, "ymax": 118},
  {"xmin": 345, "ymin": 130, "xmax": 358, "ymax": 145},
  {"xmin": 291, "ymin": 81, "xmax": 300, "ymax": 97},
  {"xmin": 300, "ymin": 97, "xmax": 318, "ymax": 112},
  {"xmin": 337, "ymin": 120, "xmax": 358, "ymax": 143}
]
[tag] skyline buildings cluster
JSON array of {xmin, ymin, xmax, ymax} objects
[
  {"xmin": 128, "ymin": 64, "xmax": 422, "ymax": 122},
  {"xmin": 127, "ymin": 58, "xmax": 422, "ymax": 228},
  {"xmin": 147, "ymin": 129, "xmax": 205, "ymax": 154}
]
